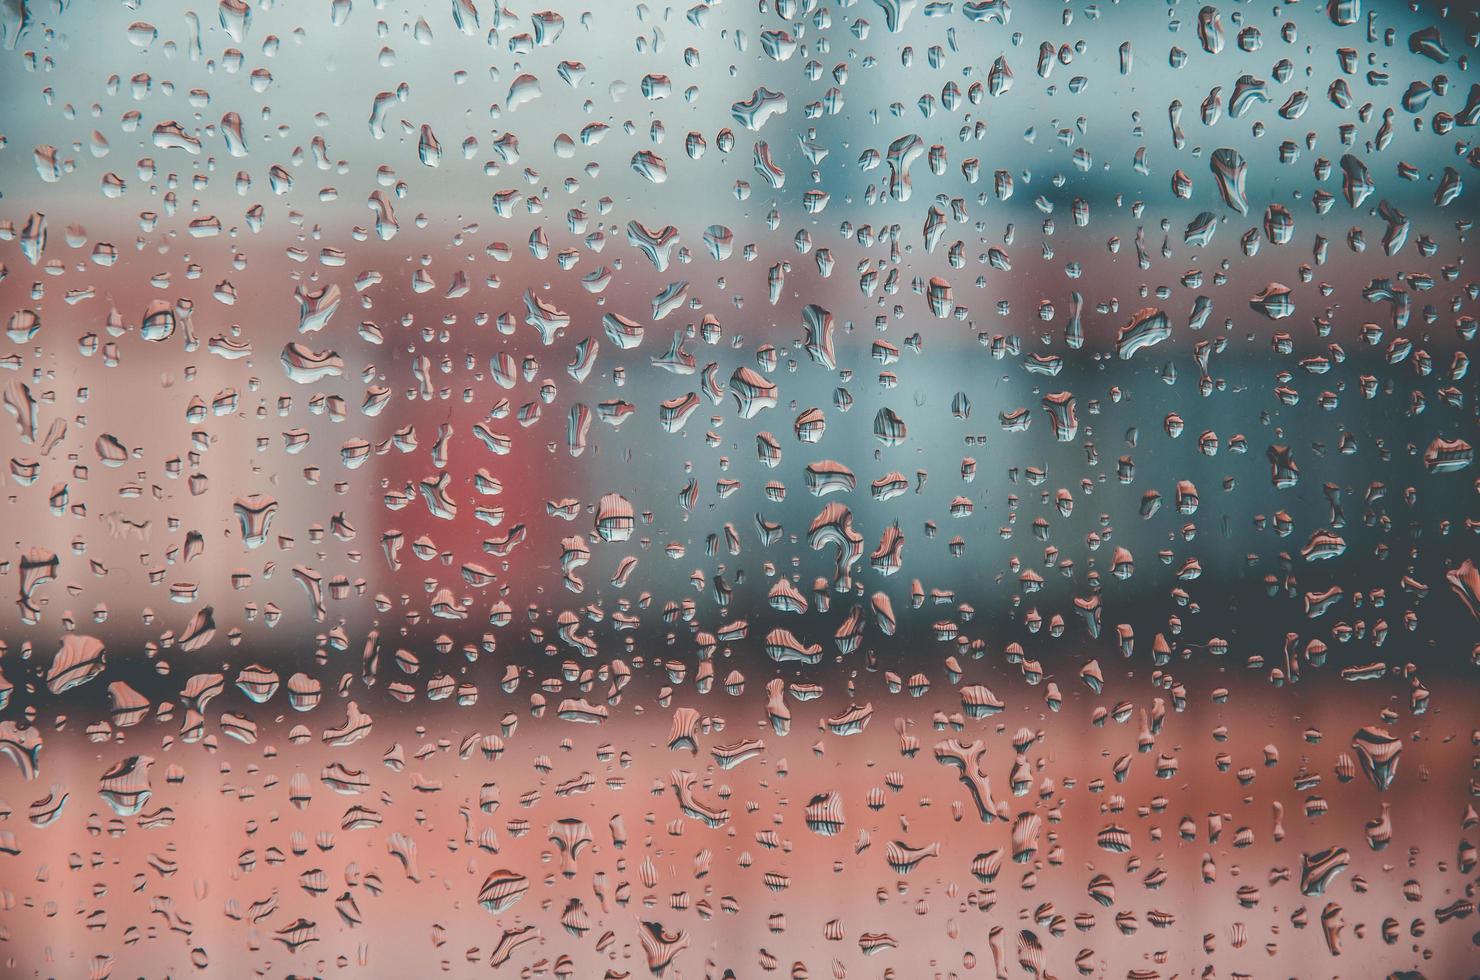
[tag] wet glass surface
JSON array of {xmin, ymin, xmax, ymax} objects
[{"xmin": 1, "ymin": 0, "xmax": 1479, "ymax": 976}]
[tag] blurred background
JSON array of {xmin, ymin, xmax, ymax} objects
[{"xmin": 1, "ymin": 0, "xmax": 1478, "ymax": 976}]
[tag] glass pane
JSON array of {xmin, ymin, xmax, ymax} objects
[{"xmin": 1, "ymin": 0, "xmax": 1476, "ymax": 975}]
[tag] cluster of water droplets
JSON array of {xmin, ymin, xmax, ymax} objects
[{"xmin": 1, "ymin": 0, "xmax": 1479, "ymax": 976}]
